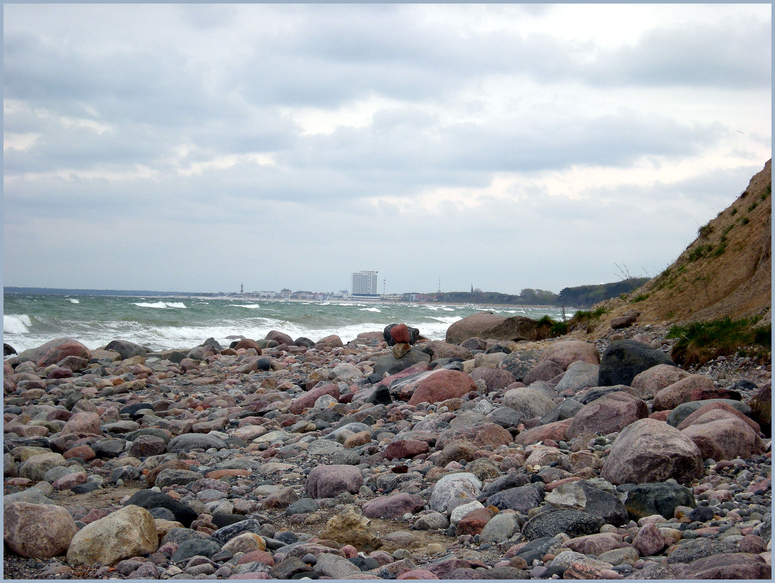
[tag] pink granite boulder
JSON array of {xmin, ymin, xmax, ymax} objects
[
  {"xmin": 601, "ymin": 418, "xmax": 704, "ymax": 485},
  {"xmin": 536, "ymin": 341, "xmax": 600, "ymax": 371},
  {"xmin": 290, "ymin": 383, "xmax": 339, "ymax": 414},
  {"xmin": 4, "ymin": 501, "xmax": 78, "ymax": 558},
  {"xmin": 362, "ymin": 493, "xmax": 425, "ymax": 519},
  {"xmin": 305, "ymin": 465, "xmax": 364, "ymax": 499},
  {"xmin": 630, "ymin": 364, "xmax": 690, "ymax": 399},
  {"xmin": 566, "ymin": 391, "xmax": 649, "ymax": 439},
  {"xmin": 407, "ymin": 370, "xmax": 477, "ymax": 406},
  {"xmin": 652, "ymin": 375, "xmax": 731, "ymax": 411},
  {"xmin": 680, "ymin": 409, "xmax": 766, "ymax": 461}
]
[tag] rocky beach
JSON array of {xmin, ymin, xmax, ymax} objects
[{"xmin": 3, "ymin": 314, "xmax": 771, "ymax": 580}]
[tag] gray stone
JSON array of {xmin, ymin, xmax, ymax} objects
[
  {"xmin": 486, "ymin": 483, "xmax": 544, "ymax": 513},
  {"xmin": 412, "ymin": 512, "xmax": 449, "ymax": 531},
  {"xmin": 166, "ymin": 433, "xmax": 227, "ymax": 453},
  {"xmin": 598, "ymin": 340, "xmax": 674, "ymax": 387},
  {"xmin": 622, "ymin": 481, "xmax": 696, "ymax": 521},
  {"xmin": 521, "ymin": 508, "xmax": 604, "ymax": 541},
  {"xmin": 211, "ymin": 519, "xmax": 262, "ymax": 545},
  {"xmin": 170, "ymin": 538, "xmax": 223, "ymax": 563},
  {"xmin": 428, "ymin": 473, "xmax": 482, "ymax": 514},
  {"xmin": 666, "ymin": 399, "xmax": 753, "ymax": 427},
  {"xmin": 555, "ymin": 362, "xmax": 600, "ymax": 394},
  {"xmin": 285, "ymin": 498, "xmax": 320, "ymax": 516},
  {"xmin": 665, "ymin": 538, "xmax": 739, "ymax": 564},
  {"xmin": 479, "ymin": 512, "xmax": 521, "ymax": 543}
]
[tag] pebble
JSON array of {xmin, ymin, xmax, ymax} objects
[{"xmin": 2, "ymin": 325, "xmax": 771, "ymax": 580}]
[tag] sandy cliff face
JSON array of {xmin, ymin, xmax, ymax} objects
[{"xmin": 595, "ymin": 160, "xmax": 771, "ymax": 330}]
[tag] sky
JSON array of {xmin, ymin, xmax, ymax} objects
[{"xmin": 3, "ymin": 3, "xmax": 771, "ymax": 296}]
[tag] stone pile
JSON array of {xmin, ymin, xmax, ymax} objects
[{"xmin": 3, "ymin": 321, "xmax": 771, "ymax": 580}]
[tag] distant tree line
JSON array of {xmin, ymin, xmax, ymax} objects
[{"xmin": 429, "ymin": 278, "xmax": 649, "ymax": 308}]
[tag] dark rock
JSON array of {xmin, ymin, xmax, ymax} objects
[
  {"xmin": 620, "ymin": 481, "xmax": 695, "ymax": 521},
  {"xmin": 211, "ymin": 519, "xmax": 262, "ymax": 545},
  {"xmin": 383, "ymin": 324, "xmax": 420, "ymax": 346},
  {"xmin": 598, "ymin": 340, "xmax": 674, "ymax": 387},
  {"xmin": 105, "ymin": 339, "xmax": 147, "ymax": 360},
  {"xmin": 538, "ymin": 399, "xmax": 583, "ymax": 425},
  {"xmin": 171, "ymin": 538, "xmax": 222, "ymax": 563},
  {"xmin": 521, "ymin": 508, "xmax": 604, "ymax": 540},
  {"xmin": 485, "ymin": 483, "xmax": 544, "ymax": 513},
  {"xmin": 683, "ymin": 552, "xmax": 771, "ymax": 579},
  {"xmin": 365, "ymin": 385, "xmax": 392, "ymax": 405},
  {"xmin": 91, "ymin": 439, "xmax": 126, "ymax": 458},
  {"xmin": 166, "ymin": 433, "xmax": 227, "ymax": 453},
  {"xmin": 499, "ymin": 350, "xmax": 540, "ymax": 381},
  {"xmin": 480, "ymin": 473, "xmax": 531, "ymax": 498},
  {"xmin": 69, "ymin": 482, "xmax": 100, "ymax": 494},
  {"xmin": 665, "ymin": 538, "xmax": 739, "ymax": 564},
  {"xmin": 579, "ymin": 482, "xmax": 630, "ymax": 527},
  {"xmin": 372, "ymin": 346, "xmax": 431, "ymax": 377},
  {"xmin": 5, "ymin": 343, "xmax": 17, "ymax": 356},
  {"xmin": 515, "ymin": 536, "xmax": 561, "ymax": 564},
  {"xmin": 148, "ymin": 507, "xmax": 176, "ymax": 521},
  {"xmin": 295, "ymin": 337, "xmax": 315, "ymax": 348},
  {"xmin": 666, "ymin": 399, "xmax": 753, "ymax": 427},
  {"xmin": 270, "ymin": 557, "xmax": 313, "ymax": 579},
  {"xmin": 124, "ymin": 490, "xmax": 198, "ymax": 528},
  {"xmin": 286, "ymin": 498, "xmax": 320, "ymax": 516}
]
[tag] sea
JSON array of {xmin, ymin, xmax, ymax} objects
[{"xmin": 3, "ymin": 292, "xmax": 573, "ymax": 354}]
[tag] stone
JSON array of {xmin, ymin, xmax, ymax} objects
[
  {"xmin": 265, "ymin": 330, "xmax": 293, "ymax": 345},
  {"xmin": 566, "ymin": 391, "xmax": 649, "ymax": 439},
  {"xmin": 676, "ymin": 401, "xmax": 762, "ymax": 434},
  {"xmin": 683, "ymin": 552, "xmax": 771, "ymax": 579},
  {"xmin": 222, "ymin": 532, "xmax": 266, "ymax": 555},
  {"xmin": 470, "ymin": 367, "xmax": 516, "ymax": 393},
  {"xmin": 445, "ymin": 313, "xmax": 509, "ymax": 344},
  {"xmin": 318, "ymin": 510, "xmax": 381, "ymax": 551},
  {"xmin": 562, "ymin": 533, "xmax": 624, "ymax": 556},
  {"xmin": 17, "ymin": 338, "xmax": 91, "ymax": 368},
  {"xmin": 166, "ymin": 433, "xmax": 227, "ymax": 453},
  {"xmin": 601, "ymin": 419, "xmax": 704, "ymax": 485},
  {"xmin": 407, "ymin": 370, "xmax": 477, "ymax": 406},
  {"xmin": 233, "ymin": 338, "xmax": 263, "ymax": 353},
  {"xmin": 123, "ymin": 490, "xmax": 198, "ymax": 528},
  {"xmin": 577, "ymin": 482, "xmax": 629, "ymax": 527},
  {"xmin": 536, "ymin": 341, "xmax": 600, "ymax": 370},
  {"xmin": 19, "ymin": 452, "xmax": 68, "ymax": 483},
  {"xmin": 171, "ymin": 537, "xmax": 223, "ymax": 562},
  {"xmin": 61, "ymin": 412, "xmax": 102, "ymax": 436},
  {"xmin": 632, "ymin": 522, "xmax": 665, "ymax": 556},
  {"xmin": 314, "ymin": 334, "xmax": 343, "ymax": 351},
  {"xmin": 362, "ymin": 493, "xmax": 425, "ymax": 519},
  {"xmin": 155, "ymin": 468, "xmax": 205, "ymax": 488},
  {"xmin": 313, "ymin": 552, "xmax": 362, "ymax": 578},
  {"xmin": 383, "ymin": 439, "xmax": 430, "ymax": 460},
  {"xmin": 515, "ymin": 419, "xmax": 573, "ymax": 446},
  {"xmin": 680, "ymin": 409, "xmax": 765, "ymax": 460},
  {"xmin": 128, "ymin": 434, "xmax": 167, "ymax": 458},
  {"xmin": 521, "ymin": 509, "xmax": 605, "ymax": 540},
  {"xmin": 412, "ymin": 512, "xmax": 449, "ymax": 531},
  {"xmin": 666, "ymin": 398, "xmax": 752, "ymax": 427},
  {"xmin": 523, "ymin": 360, "xmax": 564, "ymax": 385},
  {"xmin": 598, "ymin": 340, "xmax": 674, "ymax": 387},
  {"xmin": 104, "ymin": 339, "xmax": 147, "ymax": 360},
  {"xmin": 621, "ymin": 481, "xmax": 695, "ymax": 521},
  {"xmin": 67, "ymin": 505, "xmax": 158, "ymax": 566},
  {"xmin": 502, "ymin": 387, "xmax": 555, "ymax": 420},
  {"xmin": 372, "ymin": 348, "xmax": 431, "ymax": 378},
  {"xmin": 4, "ymin": 501, "xmax": 78, "ymax": 558},
  {"xmin": 455, "ymin": 506, "xmax": 496, "ymax": 536},
  {"xmin": 384, "ymin": 324, "xmax": 419, "ymax": 346},
  {"xmin": 486, "ymin": 483, "xmax": 544, "ymax": 513},
  {"xmin": 554, "ymin": 362, "xmax": 600, "ymax": 395},
  {"xmin": 748, "ymin": 381, "xmax": 771, "ymax": 435},
  {"xmin": 428, "ymin": 473, "xmax": 482, "ymax": 514},
  {"xmin": 653, "ymin": 374, "xmax": 732, "ymax": 411},
  {"xmin": 479, "ymin": 511, "xmax": 521, "ymax": 543},
  {"xmin": 436, "ymin": 422, "xmax": 512, "ymax": 450},
  {"xmin": 290, "ymin": 383, "xmax": 339, "ymax": 414},
  {"xmin": 211, "ymin": 519, "xmax": 262, "ymax": 544},
  {"xmin": 630, "ymin": 364, "xmax": 690, "ymax": 399},
  {"xmin": 305, "ymin": 464, "xmax": 363, "ymax": 499}
]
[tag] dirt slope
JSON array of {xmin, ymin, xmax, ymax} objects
[{"xmin": 593, "ymin": 159, "xmax": 771, "ymax": 332}]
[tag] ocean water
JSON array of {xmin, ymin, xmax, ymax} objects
[{"xmin": 3, "ymin": 293, "xmax": 572, "ymax": 354}]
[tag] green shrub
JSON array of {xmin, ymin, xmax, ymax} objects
[
  {"xmin": 631, "ymin": 293, "xmax": 649, "ymax": 303},
  {"xmin": 667, "ymin": 317, "xmax": 771, "ymax": 367}
]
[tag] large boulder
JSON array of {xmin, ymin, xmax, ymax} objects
[
  {"xmin": 4, "ymin": 501, "xmax": 78, "ymax": 558},
  {"xmin": 502, "ymin": 387, "xmax": 555, "ymax": 420},
  {"xmin": 652, "ymin": 375, "xmax": 733, "ymax": 411},
  {"xmin": 601, "ymin": 419, "xmax": 704, "ymax": 485},
  {"xmin": 305, "ymin": 465, "xmax": 363, "ymax": 499},
  {"xmin": 17, "ymin": 338, "xmax": 92, "ymax": 368},
  {"xmin": 536, "ymin": 341, "xmax": 600, "ymax": 370},
  {"xmin": 521, "ymin": 509, "xmax": 605, "ymax": 541},
  {"xmin": 621, "ymin": 481, "xmax": 696, "ymax": 521},
  {"xmin": 469, "ymin": 367, "xmax": 516, "ymax": 393},
  {"xmin": 680, "ymin": 409, "xmax": 766, "ymax": 460},
  {"xmin": 104, "ymin": 340, "xmax": 146, "ymax": 360},
  {"xmin": 566, "ymin": 391, "xmax": 649, "ymax": 439},
  {"xmin": 407, "ymin": 370, "xmax": 477, "ymax": 406},
  {"xmin": 383, "ymin": 324, "xmax": 420, "ymax": 346},
  {"xmin": 598, "ymin": 340, "xmax": 674, "ymax": 387},
  {"xmin": 67, "ymin": 505, "xmax": 158, "ymax": 566},
  {"xmin": 630, "ymin": 364, "xmax": 691, "ymax": 400},
  {"xmin": 554, "ymin": 361, "xmax": 600, "ymax": 395},
  {"xmin": 447, "ymin": 313, "xmax": 509, "ymax": 344},
  {"xmin": 428, "ymin": 473, "xmax": 482, "ymax": 514}
]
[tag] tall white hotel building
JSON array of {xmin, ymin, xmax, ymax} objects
[{"xmin": 352, "ymin": 271, "xmax": 378, "ymax": 296}]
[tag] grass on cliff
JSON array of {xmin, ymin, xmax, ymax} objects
[{"xmin": 667, "ymin": 316, "xmax": 772, "ymax": 367}]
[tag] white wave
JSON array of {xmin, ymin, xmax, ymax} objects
[
  {"xmin": 132, "ymin": 301, "xmax": 187, "ymax": 309},
  {"xmin": 234, "ymin": 304, "xmax": 261, "ymax": 309},
  {"xmin": 68, "ymin": 298, "xmax": 80, "ymax": 304},
  {"xmin": 441, "ymin": 307, "xmax": 454, "ymax": 311},
  {"xmin": 4, "ymin": 314, "xmax": 32, "ymax": 334},
  {"xmin": 360, "ymin": 307, "xmax": 381, "ymax": 313}
]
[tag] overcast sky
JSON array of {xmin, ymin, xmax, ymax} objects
[{"xmin": 3, "ymin": 3, "xmax": 771, "ymax": 295}]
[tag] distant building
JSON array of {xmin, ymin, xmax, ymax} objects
[{"xmin": 352, "ymin": 271, "xmax": 378, "ymax": 296}]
